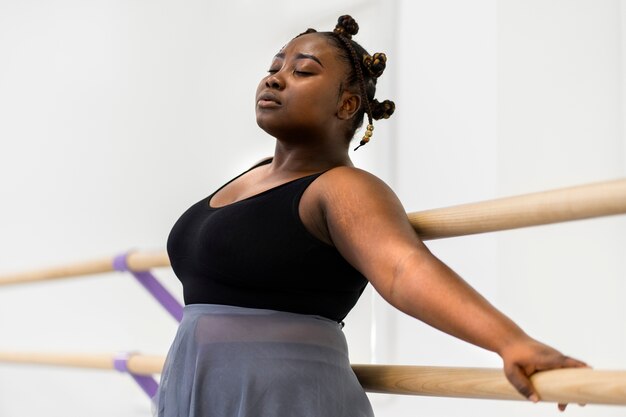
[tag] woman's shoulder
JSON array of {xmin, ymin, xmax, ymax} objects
[
  {"xmin": 307, "ymin": 165, "xmax": 403, "ymax": 215},
  {"xmin": 300, "ymin": 165, "xmax": 407, "ymax": 248},
  {"xmin": 318, "ymin": 165, "xmax": 395, "ymax": 196}
]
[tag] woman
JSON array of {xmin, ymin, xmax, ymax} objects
[{"xmin": 157, "ymin": 15, "xmax": 585, "ymax": 417}]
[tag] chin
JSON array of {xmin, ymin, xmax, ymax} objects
[
  {"xmin": 255, "ymin": 117, "xmax": 280, "ymax": 138},
  {"xmin": 256, "ymin": 113, "xmax": 288, "ymax": 135}
]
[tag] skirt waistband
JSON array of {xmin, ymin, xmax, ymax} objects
[
  {"xmin": 182, "ymin": 303, "xmax": 338, "ymax": 323},
  {"xmin": 180, "ymin": 303, "xmax": 347, "ymax": 353}
]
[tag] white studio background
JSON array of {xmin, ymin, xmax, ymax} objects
[
  {"xmin": 0, "ymin": 1, "xmax": 624, "ymax": 417},
  {"xmin": 388, "ymin": 1, "xmax": 626, "ymax": 417}
]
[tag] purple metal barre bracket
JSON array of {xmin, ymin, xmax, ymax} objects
[
  {"xmin": 113, "ymin": 252, "xmax": 183, "ymax": 322},
  {"xmin": 113, "ymin": 352, "xmax": 159, "ymax": 399}
]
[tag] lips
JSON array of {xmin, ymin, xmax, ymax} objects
[{"xmin": 257, "ymin": 91, "xmax": 282, "ymax": 108}]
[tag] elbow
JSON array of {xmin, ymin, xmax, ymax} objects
[{"xmin": 385, "ymin": 248, "xmax": 430, "ymax": 309}]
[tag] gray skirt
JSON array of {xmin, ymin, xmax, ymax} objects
[{"xmin": 155, "ymin": 304, "xmax": 374, "ymax": 417}]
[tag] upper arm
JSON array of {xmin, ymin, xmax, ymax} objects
[{"xmin": 314, "ymin": 167, "xmax": 430, "ymax": 300}]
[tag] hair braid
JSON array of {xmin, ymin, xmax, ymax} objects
[
  {"xmin": 333, "ymin": 33, "xmax": 374, "ymax": 127},
  {"xmin": 297, "ymin": 15, "xmax": 394, "ymax": 150}
]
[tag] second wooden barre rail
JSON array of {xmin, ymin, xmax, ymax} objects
[
  {"xmin": 353, "ymin": 364, "xmax": 626, "ymax": 405},
  {"xmin": 1, "ymin": 351, "xmax": 625, "ymax": 405},
  {"xmin": 0, "ymin": 251, "xmax": 170, "ymax": 286},
  {"xmin": 1, "ymin": 178, "xmax": 625, "ymax": 286},
  {"xmin": 0, "ymin": 351, "xmax": 164, "ymax": 375}
]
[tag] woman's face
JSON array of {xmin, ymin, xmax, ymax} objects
[{"xmin": 255, "ymin": 33, "xmax": 351, "ymax": 140}]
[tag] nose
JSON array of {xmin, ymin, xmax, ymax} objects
[{"xmin": 265, "ymin": 73, "xmax": 284, "ymax": 90}]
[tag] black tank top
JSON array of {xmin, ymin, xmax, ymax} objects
[{"xmin": 166, "ymin": 161, "xmax": 368, "ymax": 322}]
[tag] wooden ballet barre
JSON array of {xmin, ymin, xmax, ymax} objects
[
  {"xmin": 1, "ymin": 178, "xmax": 625, "ymax": 285},
  {"xmin": 352, "ymin": 364, "xmax": 626, "ymax": 405},
  {"xmin": 0, "ymin": 250, "xmax": 170, "ymax": 285},
  {"xmin": 1, "ymin": 352, "xmax": 625, "ymax": 405},
  {"xmin": 0, "ymin": 351, "xmax": 164, "ymax": 375},
  {"xmin": 410, "ymin": 177, "xmax": 626, "ymax": 240}
]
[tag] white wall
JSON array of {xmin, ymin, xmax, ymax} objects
[
  {"xmin": 0, "ymin": 0, "xmax": 624, "ymax": 416},
  {"xmin": 383, "ymin": 1, "xmax": 626, "ymax": 417},
  {"xmin": 497, "ymin": 0, "xmax": 626, "ymax": 364}
]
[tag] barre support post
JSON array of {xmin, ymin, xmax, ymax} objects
[
  {"xmin": 113, "ymin": 352, "xmax": 159, "ymax": 398},
  {"xmin": 113, "ymin": 252, "xmax": 183, "ymax": 322}
]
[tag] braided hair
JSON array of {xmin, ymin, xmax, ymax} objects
[{"xmin": 298, "ymin": 15, "xmax": 395, "ymax": 150}]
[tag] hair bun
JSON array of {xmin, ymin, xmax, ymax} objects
[
  {"xmin": 371, "ymin": 99, "xmax": 395, "ymax": 120},
  {"xmin": 363, "ymin": 52, "xmax": 387, "ymax": 78},
  {"xmin": 334, "ymin": 15, "xmax": 359, "ymax": 39}
]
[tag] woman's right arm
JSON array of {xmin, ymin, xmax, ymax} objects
[{"xmin": 312, "ymin": 166, "xmax": 587, "ymax": 405}]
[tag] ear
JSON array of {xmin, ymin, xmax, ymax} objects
[{"xmin": 337, "ymin": 91, "xmax": 361, "ymax": 120}]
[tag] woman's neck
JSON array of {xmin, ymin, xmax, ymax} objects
[{"xmin": 269, "ymin": 140, "xmax": 353, "ymax": 174}]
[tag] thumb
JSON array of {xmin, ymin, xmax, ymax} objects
[{"xmin": 505, "ymin": 364, "xmax": 539, "ymax": 403}]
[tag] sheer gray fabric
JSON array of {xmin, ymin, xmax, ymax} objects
[{"xmin": 155, "ymin": 304, "xmax": 374, "ymax": 417}]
